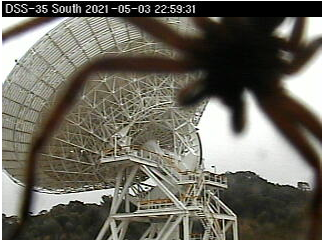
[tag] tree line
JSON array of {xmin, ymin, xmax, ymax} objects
[{"xmin": 3, "ymin": 171, "xmax": 316, "ymax": 240}]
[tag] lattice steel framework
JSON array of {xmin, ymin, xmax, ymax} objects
[
  {"xmin": 3, "ymin": 17, "xmax": 239, "ymax": 240},
  {"xmin": 2, "ymin": 17, "xmax": 206, "ymax": 193}
]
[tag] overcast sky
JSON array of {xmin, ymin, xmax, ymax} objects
[{"xmin": 1, "ymin": 17, "xmax": 322, "ymax": 216}]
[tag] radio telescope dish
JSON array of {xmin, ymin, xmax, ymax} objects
[
  {"xmin": 3, "ymin": 18, "xmax": 239, "ymax": 240},
  {"xmin": 2, "ymin": 18, "xmax": 207, "ymax": 193}
]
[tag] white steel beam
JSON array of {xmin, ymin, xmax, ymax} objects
[
  {"xmin": 117, "ymin": 221, "xmax": 129, "ymax": 240},
  {"xmin": 111, "ymin": 209, "xmax": 187, "ymax": 218},
  {"xmin": 111, "ymin": 166, "xmax": 138, "ymax": 213},
  {"xmin": 183, "ymin": 214, "xmax": 190, "ymax": 240},
  {"xmin": 110, "ymin": 168, "xmax": 124, "ymax": 214},
  {"xmin": 141, "ymin": 165, "xmax": 187, "ymax": 210},
  {"xmin": 96, "ymin": 168, "xmax": 125, "ymax": 240},
  {"xmin": 110, "ymin": 219, "xmax": 119, "ymax": 240},
  {"xmin": 150, "ymin": 166, "xmax": 178, "ymax": 190},
  {"xmin": 207, "ymin": 190, "xmax": 237, "ymax": 217},
  {"xmin": 224, "ymin": 221, "xmax": 232, "ymax": 232},
  {"xmin": 106, "ymin": 221, "xmax": 128, "ymax": 240},
  {"xmin": 148, "ymin": 224, "xmax": 157, "ymax": 239},
  {"xmin": 155, "ymin": 215, "xmax": 174, "ymax": 240},
  {"xmin": 232, "ymin": 220, "xmax": 239, "ymax": 240},
  {"xmin": 160, "ymin": 215, "xmax": 184, "ymax": 240},
  {"xmin": 139, "ymin": 225, "xmax": 154, "ymax": 240}
]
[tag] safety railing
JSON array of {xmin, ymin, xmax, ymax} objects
[
  {"xmin": 137, "ymin": 198, "xmax": 175, "ymax": 210},
  {"xmin": 178, "ymin": 171, "xmax": 199, "ymax": 183},
  {"xmin": 203, "ymin": 171, "xmax": 227, "ymax": 188},
  {"xmin": 190, "ymin": 233, "xmax": 203, "ymax": 240},
  {"xmin": 102, "ymin": 145, "xmax": 180, "ymax": 168}
]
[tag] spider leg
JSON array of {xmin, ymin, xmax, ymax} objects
[
  {"xmin": 123, "ymin": 17, "xmax": 203, "ymax": 53},
  {"xmin": 278, "ymin": 92, "xmax": 322, "ymax": 142},
  {"xmin": 2, "ymin": 17, "xmax": 61, "ymax": 42},
  {"xmin": 220, "ymin": 92, "xmax": 246, "ymax": 134},
  {"xmin": 12, "ymin": 56, "xmax": 197, "ymax": 240},
  {"xmin": 267, "ymin": 91, "xmax": 322, "ymax": 240},
  {"xmin": 256, "ymin": 91, "xmax": 321, "ymax": 173},
  {"xmin": 229, "ymin": 95, "xmax": 245, "ymax": 133},
  {"xmin": 192, "ymin": 17, "xmax": 221, "ymax": 32},
  {"xmin": 288, "ymin": 17, "xmax": 306, "ymax": 50},
  {"xmin": 284, "ymin": 36, "xmax": 322, "ymax": 75},
  {"xmin": 256, "ymin": 91, "xmax": 322, "ymax": 237},
  {"xmin": 177, "ymin": 79, "xmax": 209, "ymax": 106}
]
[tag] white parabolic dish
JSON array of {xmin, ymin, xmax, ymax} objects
[{"xmin": 2, "ymin": 17, "xmax": 208, "ymax": 193}]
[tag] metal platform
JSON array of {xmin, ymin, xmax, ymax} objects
[
  {"xmin": 2, "ymin": 17, "xmax": 238, "ymax": 240},
  {"xmin": 95, "ymin": 149, "xmax": 238, "ymax": 240},
  {"xmin": 2, "ymin": 17, "xmax": 206, "ymax": 193}
]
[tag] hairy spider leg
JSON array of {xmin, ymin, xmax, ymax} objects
[
  {"xmin": 14, "ymin": 56, "xmax": 197, "ymax": 239},
  {"xmin": 2, "ymin": 17, "xmax": 60, "ymax": 42}
]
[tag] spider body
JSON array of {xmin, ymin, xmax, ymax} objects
[
  {"xmin": 125, "ymin": 18, "xmax": 322, "ymax": 239},
  {"xmin": 179, "ymin": 17, "xmax": 288, "ymax": 132}
]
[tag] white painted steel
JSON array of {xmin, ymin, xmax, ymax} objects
[
  {"xmin": 96, "ymin": 158, "xmax": 238, "ymax": 240},
  {"xmin": 3, "ymin": 17, "xmax": 238, "ymax": 240},
  {"xmin": 2, "ymin": 17, "xmax": 207, "ymax": 193}
]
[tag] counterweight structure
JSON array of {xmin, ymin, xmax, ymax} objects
[{"xmin": 2, "ymin": 17, "xmax": 238, "ymax": 240}]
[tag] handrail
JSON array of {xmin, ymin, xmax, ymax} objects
[
  {"xmin": 206, "ymin": 190, "xmax": 236, "ymax": 217},
  {"xmin": 203, "ymin": 172, "xmax": 227, "ymax": 185},
  {"xmin": 102, "ymin": 145, "xmax": 182, "ymax": 172}
]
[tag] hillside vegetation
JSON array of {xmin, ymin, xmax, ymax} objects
[
  {"xmin": 3, "ymin": 171, "xmax": 316, "ymax": 240},
  {"xmin": 221, "ymin": 171, "xmax": 314, "ymax": 240}
]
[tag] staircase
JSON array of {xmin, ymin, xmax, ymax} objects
[{"xmin": 196, "ymin": 210, "xmax": 213, "ymax": 240}]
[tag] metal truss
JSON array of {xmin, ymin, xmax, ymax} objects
[
  {"xmin": 95, "ymin": 153, "xmax": 238, "ymax": 240},
  {"xmin": 2, "ymin": 16, "xmax": 238, "ymax": 240},
  {"xmin": 3, "ymin": 17, "xmax": 207, "ymax": 193}
]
